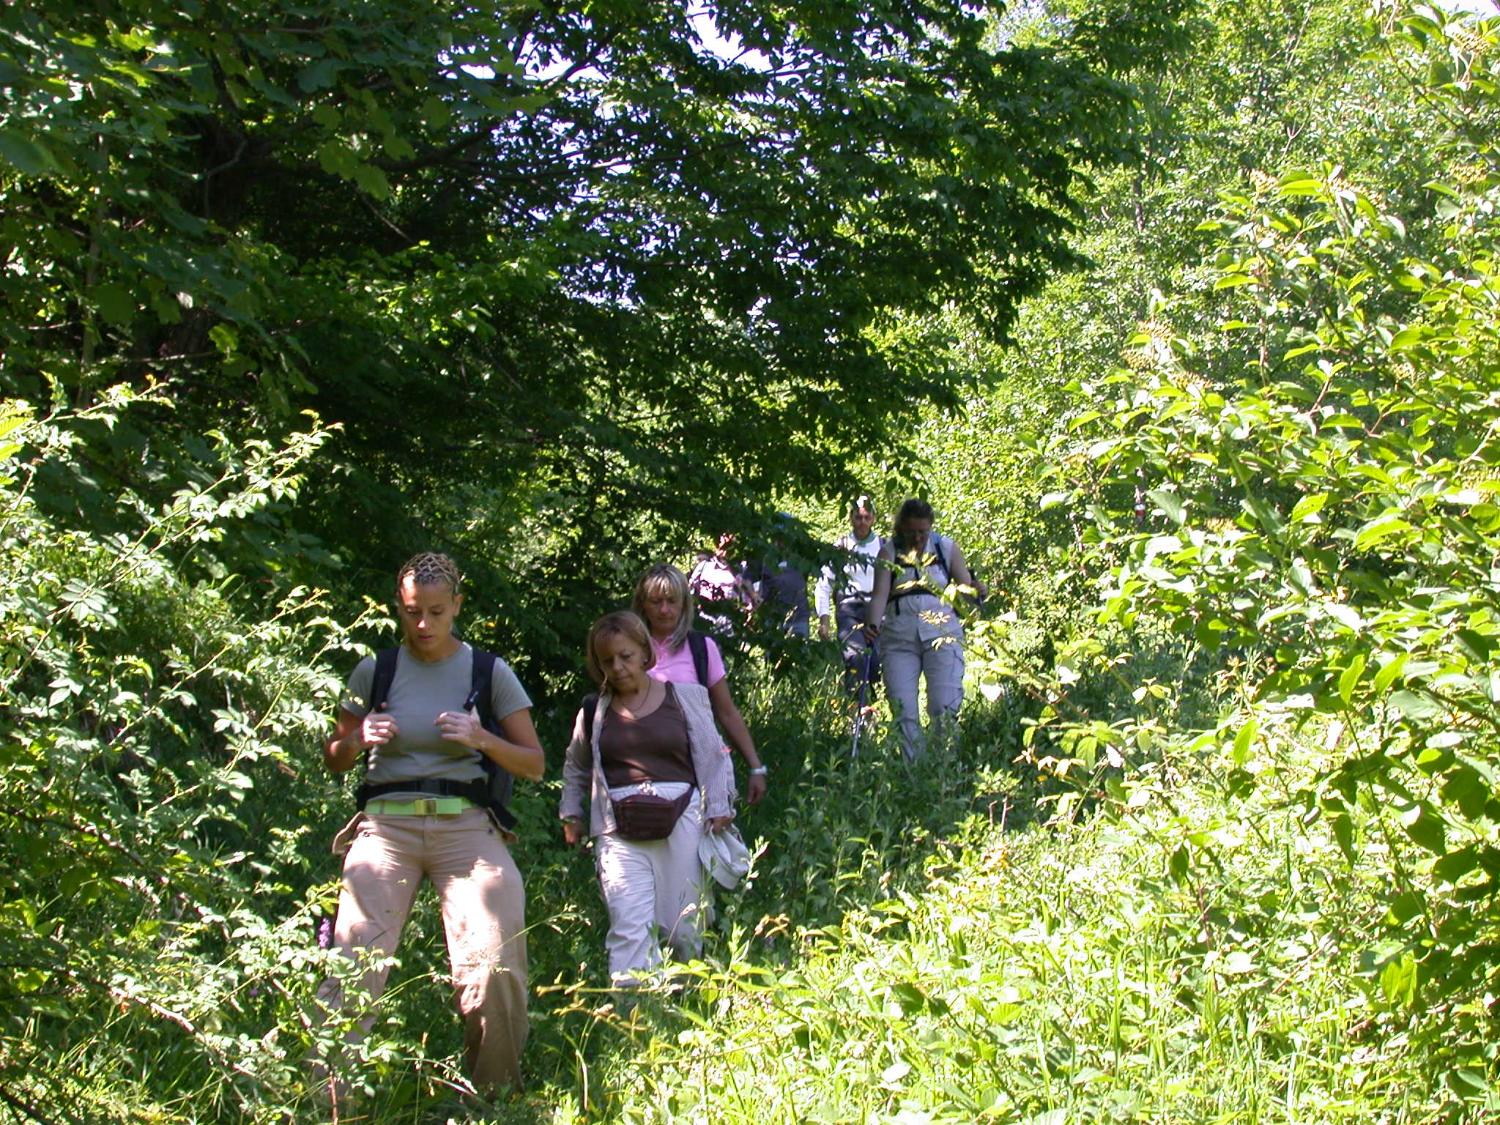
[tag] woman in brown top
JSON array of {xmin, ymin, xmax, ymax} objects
[{"xmin": 559, "ymin": 611, "xmax": 734, "ymax": 985}]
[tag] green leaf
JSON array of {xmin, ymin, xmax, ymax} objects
[
  {"xmin": 14, "ymin": 968, "xmax": 50, "ymax": 994},
  {"xmin": 1401, "ymin": 802, "xmax": 1446, "ymax": 854},
  {"xmin": 1441, "ymin": 766, "xmax": 1488, "ymax": 820},
  {"xmin": 1330, "ymin": 811, "xmax": 1355, "ymax": 862},
  {"xmin": 1231, "ymin": 718, "xmax": 1257, "ymax": 765},
  {"xmin": 1389, "ymin": 690, "xmax": 1442, "ymax": 720},
  {"xmin": 1354, "ymin": 512, "xmax": 1413, "ymax": 550},
  {"xmin": 298, "ymin": 58, "xmax": 342, "ymax": 92},
  {"xmin": 1446, "ymin": 1069, "xmax": 1490, "ymax": 1099},
  {"xmin": 1147, "ymin": 489, "xmax": 1185, "ymax": 526},
  {"xmin": 352, "ymin": 163, "xmax": 392, "ymax": 199},
  {"xmin": 1456, "ymin": 628, "xmax": 1494, "ymax": 662},
  {"xmin": 1168, "ymin": 842, "xmax": 1190, "ymax": 882},
  {"xmin": 1432, "ymin": 846, "xmax": 1479, "ymax": 884},
  {"xmin": 92, "ymin": 283, "xmax": 135, "ymax": 326},
  {"xmin": 316, "ymin": 139, "xmax": 355, "ymax": 176},
  {"xmin": 0, "ymin": 129, "xmax": 58, "ymax": 175},
  {"xmin": 209, "ymin": 324, "xmax": 240, "ymax": 356},
  {"xmin": 1279, "ymin": 173, "xmax": 1325, "ymax": 196},
  {"xmin": 1289, "ymin": 492, "xmax": 1328, "ymax": 522},
  {"xmin": 420, "ymin": 95, "xmax": 453, "ymax": 129},
  {"xmin": 1378, "ymin": 952, "xmax": 1418, "ymax": 1007},
  {"xmin": 1374, "ymin": 653, "xmax": 1409, "ymax": 693},
  {"xmin": 1325, "ymin": 603, "xmax": 1363, "ymax": 631},
  {"xmin": 1338, "ymin": 654, "xmax": 1366, "ymax": 706},
  {"xmin": 1242, "ymin": 493, "xmax": 1284, "ymax": 534}
]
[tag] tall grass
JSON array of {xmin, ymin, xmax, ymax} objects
[
  {"xmin": 9, "ymin": 584, "xmax": 1476, "ymax": 1122},
  {"xmin": 495, "ymin": 662, "xmax": 1477, "ymax": 1125}
]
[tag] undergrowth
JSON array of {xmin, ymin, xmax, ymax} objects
[{"xmin": 530, "ymin": 704, "xmax": 1464, "ymax": 1124}]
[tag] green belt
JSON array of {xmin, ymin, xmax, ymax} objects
[{"xmin": 365, "ymin": 797, "xmax": 472, "ymax": 817}]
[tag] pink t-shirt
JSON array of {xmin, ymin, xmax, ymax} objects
[{"xmin": 649, "ymin": 634, "xmax": 726, "ymax": 688}]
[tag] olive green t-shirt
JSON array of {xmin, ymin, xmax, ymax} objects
[{"xmin": 341, "ymin": 642, "xmax": 532, "ymax": 793}]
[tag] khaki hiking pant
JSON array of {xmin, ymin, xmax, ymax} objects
[{"xmin": 321, "ymin": 805, "xmax": 528, "ymax": 1090}]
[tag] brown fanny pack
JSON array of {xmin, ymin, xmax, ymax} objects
[{"xmin": 610, "ymin": 788, "xmax": 694, "ymax": 841}]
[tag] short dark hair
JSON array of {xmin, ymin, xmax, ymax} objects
[
  {"xmin": 896, "ymin": 498, "xmax": 933, "ymax": 525},
  {"xmin": 584, "ymin": 610, "xmax": 657, "ymax": 685}
]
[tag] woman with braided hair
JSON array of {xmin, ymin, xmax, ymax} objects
[{"xmin": 319, "ymin": 552, "xmax": 543, "ymax": 1096}]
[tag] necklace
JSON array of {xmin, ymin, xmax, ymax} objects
[{"xmin": 613, "ymin": 679, "xmax": 656, "ymax": 714}]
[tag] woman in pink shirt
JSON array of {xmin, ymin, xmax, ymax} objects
[{"xmin": 631, "ymin": 564, "xmax": 768, "ymax": 804}]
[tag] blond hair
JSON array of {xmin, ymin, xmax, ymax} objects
[
  {"xmin": 630, "ymin": 563, "xmax": 694, "ymax": 652},
  {"xmin": 396, "ymin": 552, "xmax": 463, "ymax": 595}
]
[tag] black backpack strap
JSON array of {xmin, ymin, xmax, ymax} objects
[
  {"xmin": 467, "ymin": 648, "xmax": 518, "ymax": 830},
  {"xmin": 369, "ymin": 646, "xmax": 400, "ymax": 714},
  {"xmin": 687, "ymin": 630, "xmax": 710, "ymax": 687},
  {"xmin": 931, "ymin": 535, "xmax": 949, "ymax": 580},
  {"xmin": 581, "ymin": 691, "xmax": 600, "ymax": 744},
  {"xmin": 470, "ymin": 649, "xmax": 497, "ymax": 729},
  {"xmin": 356, "ymin": 647, "xmax": 401, "ymax": 778}
]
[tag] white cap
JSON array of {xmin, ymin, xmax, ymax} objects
[{"xmin": 697, "ymin": 824, "xmax": 752, "ymax": 889}]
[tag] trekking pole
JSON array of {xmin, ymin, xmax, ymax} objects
[{"xmin": 850, "ymin": 646, "xmax": 873, "ymax": 760}]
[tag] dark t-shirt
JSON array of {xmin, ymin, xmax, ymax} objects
[
  {"xmin": 599, "ymin": 686, "xmax": 696, "ymax": 788},
  {"xmin": 756, "ymin": 559, "xmax": 810, "ymax": 628}
]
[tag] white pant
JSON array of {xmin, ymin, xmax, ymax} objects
[
  {"xmin": 595, "ymin": 782, "xmax": 704, "ymax": 985},
  {"xmin": 881, "ymin": 612, "xmax": 964, "ymax": 760}
]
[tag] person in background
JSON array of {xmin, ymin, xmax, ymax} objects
[
  {"xmin": 559, "ymin": 611, "xmax": 735, "ymax": 985},
  {"xmin": 815, "ymin": 496, "xmax": 883, "ymax": 696},
  {"xmin": 319, "ymin": 552, "xmax": 544, "ymax": 1095},
  {"xmin": 862, "ymin": 500, "xmax": 980, "ymax": 760},
  {"xmin": 753, "ymin": 513, "xmax": 812, "ymax": 638},
  {"xmin": 632, "ymin": 563, "xmax": 769, "ymax": 805},
  {"xmin": 688, "ymin": 532, "xmax": 757, "ymax": 637}
]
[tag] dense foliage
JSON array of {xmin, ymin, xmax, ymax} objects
[
  {"xmin": 0, "ymin": 0, "xmax": 1196, "ymax": 1118},
  {"xmin": 1040, "ymin": 0, "xmax": 1500, "ymax": 1107},
  {"xmin": 0, "ymin": 0, "xmax": 1189, "ymax": 680},
  {"xmin": 4, "ymin": 0, "xmax": 1500, "ymax": 1121},
  {"xmin": 0, "ymin": 395, "xmax": 358, "ymax": 1120}
]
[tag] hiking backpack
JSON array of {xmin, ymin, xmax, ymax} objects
[{"xmin": 354, "ymin": 646, "xmax": 518, "ymax": 830}]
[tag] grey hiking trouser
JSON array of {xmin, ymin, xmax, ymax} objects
[{"xmin": 880, "ymin": 597, "xmax": 964, "ymax": 760}]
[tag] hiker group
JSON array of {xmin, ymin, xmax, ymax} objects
[{"xmin": 316, "ymin": 497, "xmax": 985, "ymax": 1100}]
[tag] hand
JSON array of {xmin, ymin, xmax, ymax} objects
[
  {"xmin": 561, "ymin": 817, "xmax": 586, "ymax": 847},
  {"xmin": 708, "ymin": 815, "xmax": 735, "ymax": 833},
  {"xmin": 435, "ymin": 710, "xmax": 484, "ymax": 748},
  {"xmin": 359, "ymin": 712, "xmax": 399, "ymax": 749},
  {"xmin": 817, "ymin": 619, "xmax": 830, "ymax": 641},
  {"xmin": 745, "ymin": 771, "xmax": 768, "ymax": 805},
  {"xmin": 862, "ymin": 622, "xmax": 880, "ymax": 640}
]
